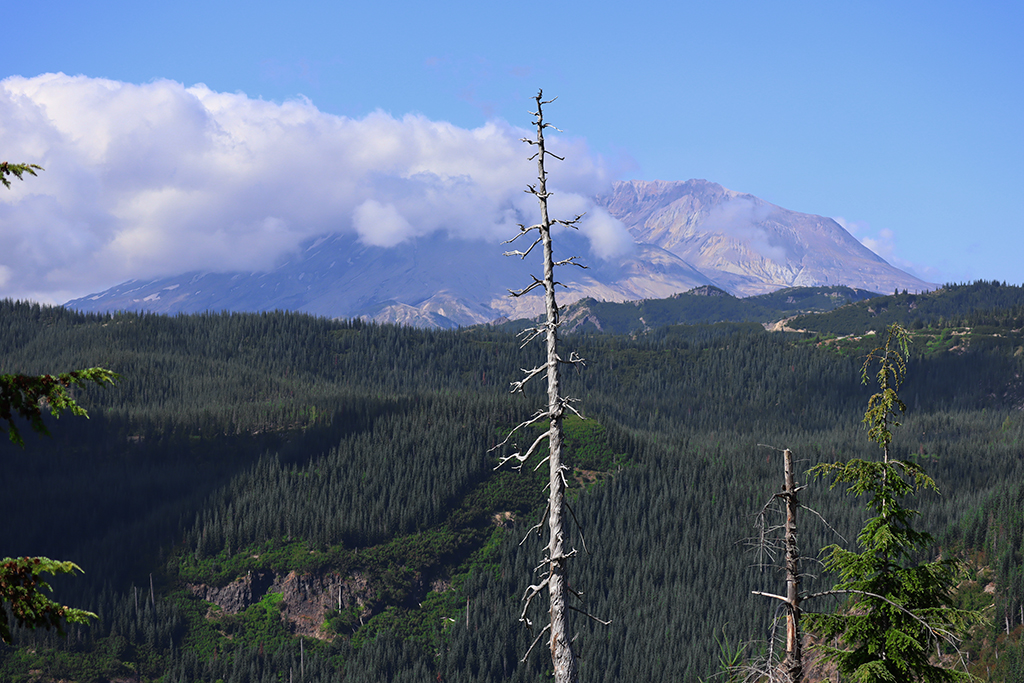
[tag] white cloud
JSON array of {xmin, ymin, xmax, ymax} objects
[
  {"xmin": 836, "ymin": 217, "xmax": 941, "ymax": 285},
  {"xmin": 860, "ymin": 228, "xmax": 895, "ymax": 259},
  {"xmin": 580, "ymin": 208, "xmax": 634, "ymax": 260},
  {"xmin": 353, "ymin": 200, "xmax": 413, "ymax": 248},
  {"xmin": 836, "ymin": 215, "xmax": 895, "ymax": 260},
  {"xmin": 506, "ymin": 186, "xmax": 635, "ymax": 261},
  {"xmin": 833, "ymin": 216, "xmax": 871, "ymax": 237},
  {"xmin": 0, "ymin": 73, "xmax": 618, "ymax": 303},
  {"xmin": 703, "ymin": 196, "xmax": 786, "ymax": 262}
]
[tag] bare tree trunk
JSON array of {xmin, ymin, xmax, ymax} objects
[
  {"xmin": 495, "ymin": 90, "xmax": 586, "ymax": 683},
  {"xmin": 782, "ymin": 448, "xmax": 802, "ymax": 683},
  {"xmin": 751, "ymin": 448, "xmax": 804, "ymax": 683},
  {"xmin": 537, "ymin": 107, "xmax": 579, "ymax": 683}
]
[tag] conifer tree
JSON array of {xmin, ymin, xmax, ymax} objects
[
  {"xmin": 0, "ymin": 161, "xmax": 42, "ymax": 188},
  {"xmin": 806, "ymin": 323, "xmax": 982, "ymax": 682}
]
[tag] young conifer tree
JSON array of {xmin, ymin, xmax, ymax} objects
[
  {"xmin": 493, "ymin": 91, "xmax": 599, "ymax": 683},
  {"xmin": 805, "ymin": 323, "xmax": 982, "ymax": 682}
]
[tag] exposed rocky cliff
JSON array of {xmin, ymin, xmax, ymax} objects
[{"xmin": 188, "ymin": 568, "xmax": 403, "ymax": 640}]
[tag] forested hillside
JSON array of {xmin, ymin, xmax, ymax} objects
[
  {"xmin": 544, "ymin": 285, "xmax": 879, "ymax": 334},
  {"xmin": 788, "ymin": 280, "xmax": 1024, "ymax": 335},
  {"xmin": 1, "ymin": 298, "xmax": 1023, "ymax": 681}
]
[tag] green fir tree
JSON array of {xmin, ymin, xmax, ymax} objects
[{"xmin": 806, "ymin": 323, "xmax": 983, "ymax": 682}]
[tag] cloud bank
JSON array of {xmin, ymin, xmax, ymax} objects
[{"xmin": 0, "ymin": 73, "xmax": 630, "ymax": 303}]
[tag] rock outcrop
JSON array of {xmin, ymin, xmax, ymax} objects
[{"xmin": 188, "ymin": 568, "xmax": 389, "ymax": 639}]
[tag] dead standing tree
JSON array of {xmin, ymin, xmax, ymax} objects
[
  {"xmin": 493, "ymin": 91, "xmax": 603, "ymax": 683},
  {"xmin": 748, "ymin": 448, "xmax": 810, "ymax": 683},
  {"xmin": 746, "ymin": 447, "xmax": 843, "ymax": 683}
]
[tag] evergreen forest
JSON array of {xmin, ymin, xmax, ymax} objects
[
  {"xmin": 1, "ymin": 281, "xmax": 1023, "ymax": 682},
  {"xmin": 538, "ymin": 285, "xmax": 880, "ymax": 334}
]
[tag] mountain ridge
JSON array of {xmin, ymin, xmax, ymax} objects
[
  {"xmin": 66, "ymin": 179, "xmax": 936, "ymax": 326},
  {"xmin": 597, "ymin": 179, "xmax": 925, "ymax": 296}
]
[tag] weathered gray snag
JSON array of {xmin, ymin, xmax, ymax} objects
[
  {"xmin": 748, "ymin": 448, "xmax": 812, "ymax": 683},
  {"xmin": 746, "ymin": 448, "xmax": 853, "ymax": 683},
  {"xmin": 493, "ymin": 90, "xmax": 602, "ymax": 683},
  {"xmin": 781, "ymin": 448, "xmax": 803, "ymax": 683}
]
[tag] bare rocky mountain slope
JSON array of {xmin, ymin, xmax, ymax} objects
[{"xmin": 597, "ymin": 179, "xmax": 932, "ymax": 296}]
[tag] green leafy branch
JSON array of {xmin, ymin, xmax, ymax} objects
[
  {"xmin": 811, "ymin": 458, "xmax": 937, "ymax": 548},
  {"xmin": 0, "ymin": 161, "xmax": 43, "ymax": 189},
  {"xmin": 0, "ymin": 159, "xmax": 113, "ymax": 644},
  {"xmin": 0, "ymin": 557, "xmax": 98, "ymax": 644},
  {"xmin": 0, "ymin": 368, "xmax": 119, "ymax": 446}
]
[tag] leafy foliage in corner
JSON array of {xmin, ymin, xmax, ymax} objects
[
  {"xmin": 807, "ymin": 324, "xmax": 984, "ymax": 682},
  {"xmin": 0, "ymin": 161, "xmax": 112, "ymax": 646},
  {"xmin": 0, "ymin": 368, "xmax": 118, "ymax": 446},
  {"xmin": 0, "ymin": 557, "xmax": 97, "ymax": 644},
  {"xmin": 1, "ymin": 161, "xmax": 117, "ymax": 447},
  {"xmin": 0, "ymin": 368, "xmax": 112, "ymax": 643},
  {"xmin": 0, "ymin": 161, "xmax": 42, "ymax": 188}
]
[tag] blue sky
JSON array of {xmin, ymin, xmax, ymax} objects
[{"xmin": 2, "ymin": 0, "xmax": 1022, "ymax": 302}]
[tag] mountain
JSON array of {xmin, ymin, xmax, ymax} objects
[
  {"xmin": 67, "ymin": 179, "xmax": 935, "ymax": 326},
  {"xmin": 597, "ymin": 179, "xmax": 933, "ymax": 296},
  {"xmin": 66, "ymin": 230, "xmax": 713, "ymax": 327}
]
